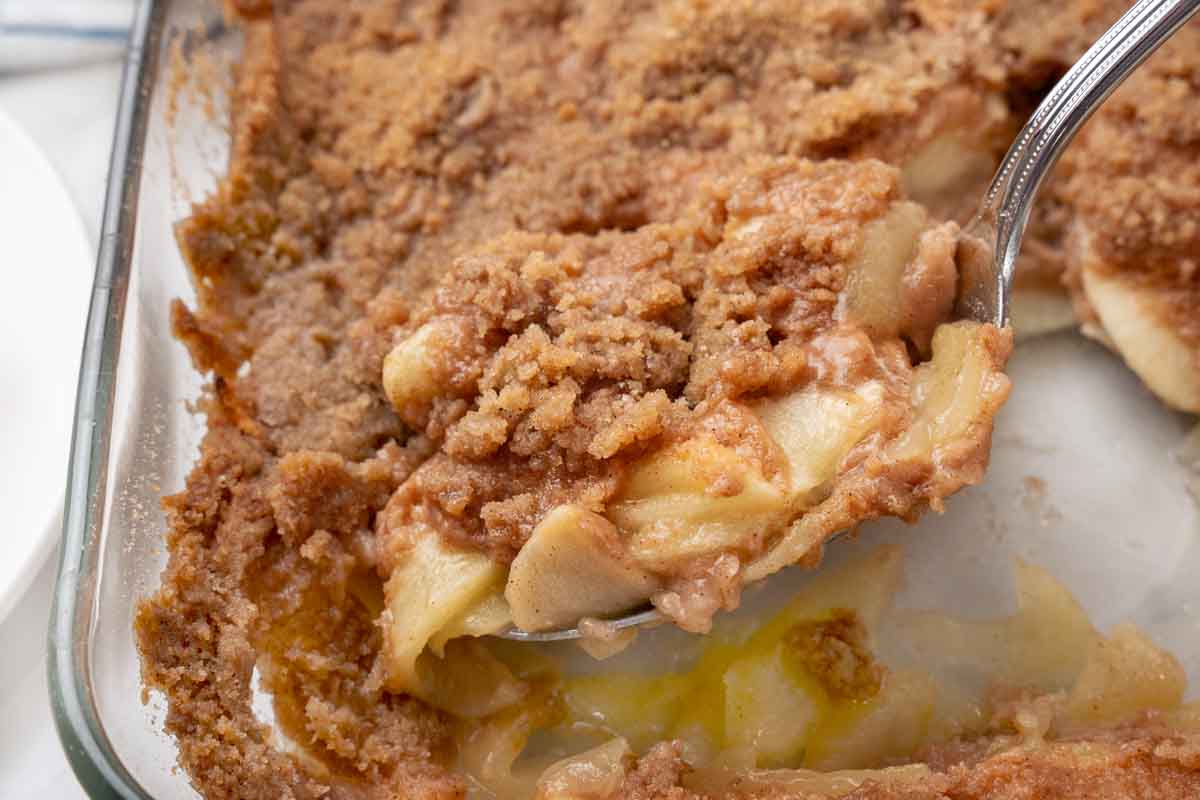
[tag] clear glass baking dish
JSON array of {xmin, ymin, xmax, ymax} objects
[
  {"xmin": 50, "ymin": 1, "xmax": 226, "ymax": 797},
  {"xmin": 48, "ymin": 1, "xmax": 1200, "ymax": 798}
]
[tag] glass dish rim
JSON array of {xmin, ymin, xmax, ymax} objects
[
  {"xmin": 48, "ymin": 1, "xmax": 167, "ymax": 797},
  {"xmin": 42, "ymin": 3, "xmax": 1200, "ymax": 798}
]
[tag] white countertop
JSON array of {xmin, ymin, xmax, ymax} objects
[{"xmin": 0, "ymin": 57, "xmax": 125, "ymax": 800}]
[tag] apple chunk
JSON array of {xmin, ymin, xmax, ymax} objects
[
  {"xmin": 841, "ymin": 202, "xmax": 927, "ymax": 339},
  {"xmin": 608, "ymin": 436, "xmax": 790, "ymax": 572},
  {"xmin": 890, "ymin": 321, "xmax": 1010, "ymax": 461},
  {"xmin": 753, "ymin": 383, "xmax": 883, "ymax": 502},
  {"xmin": 380, "ymin": 531, "xmax": 503, "ymax": 694},
  {"xmin": 505, "ymin": 505, "xmax": 660, "ymax": 632},
  {"xmin": 1082, "ymin": 262, "xmax": 1200, "ymax": 413}
]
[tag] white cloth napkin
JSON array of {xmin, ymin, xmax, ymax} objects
[{"xmin": 0, "ymin": 0, "xmax": 134, "ymax": 72}]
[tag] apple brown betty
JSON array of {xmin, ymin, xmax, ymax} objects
[{"xmin": 136, "ymin": 2, "xmax": 1200, "ymax": 799}]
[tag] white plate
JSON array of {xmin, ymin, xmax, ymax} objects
[{"xmin": 0, "ymin": 106, "xmax": 91, "ymax": 622}]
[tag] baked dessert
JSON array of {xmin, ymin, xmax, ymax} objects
[
  {"xmin": 375, "ymin": 156, "xmax": 1010, "ymax": 661},
  {"xmin": 137, "ymin": 1, "xmax": 1200, "ymax": 798}
]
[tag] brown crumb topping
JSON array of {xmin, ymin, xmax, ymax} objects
[
  {"xmin": 785, "ymin": 610, "xmax": 885, "ymax": 701},
  {"xmin": 376, "ymin": 156, "xmax": 946, "ymax": 569},
  {"xmin": 1061, "ymin": 22, "xmax": 1200, "ymax": 351}
]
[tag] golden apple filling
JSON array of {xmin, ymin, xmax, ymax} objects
[
  {"xmin": 439, "ymin": 547, "xmax": 1199, "ymax": 800},
  {"xmin": 374, "ymin": 158, "xmax": 1012, "ymax": 676}
]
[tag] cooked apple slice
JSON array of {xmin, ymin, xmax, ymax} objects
[
  {"xmin": 380, "ymin": 529, "xmax": 503, "ymax": 694},
  {"xmin": 901, "ymin": 130, "xmax": 997, "ymax": 217},
  {"xmin": 804, "ymin": 670, "xmax": 938, "ymax": 771},
  {"xmin": 840, "ymin": 200, "xmax": 962, "ymax": 357},
  {"xmin": 723, "ymin": 646, "xmax": 820, "ymax": 767},
  {"xmin": 1080, "ymin": 241, "xmax": 1200, "ymax": 413},
  {"xmin": 413, "ymin": 638, "xmax": 528, "ymax": 719},
  {"xmin": 535, "ymin": 738, "xmax": 633, "ymax": 800},
  {"xmin": 841, "ymin": 202, "xmax": 928, "ymax": 339},
  {"xmin": 747, "ymin": 322, "xmax": 1010, "ymax": 582},
  {"xmin": 753, "ymin": 384, "xmax": 884, "ymax": 502},
  {"xmin": 890, "ymin": 321, "xmax": 1011, "ymax": 460},
  {"xmin": 428, "ymin": 590, "xmax": 513, "ymax": 656},
  {"xmin": 895, "ymin": 560, "xmax": 1096, "ymax": 694},
  {"xmin": 382, "ymin": 319, "xmax": 464, "ymax": 420},
  {"xmin": 1063, "ymin": 623, "xmax": 1186, "ymax": 728},
  {"xmin": 505, "ymin": 505, "xmax": 660, "ymax": 632},
  {"xmin": 608, "ymin": 435, "xmax": 790, "ymax": 572}
]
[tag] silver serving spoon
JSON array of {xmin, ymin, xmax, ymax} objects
[{"xmin": 495, "ymin": 0, "xmax": 1200, "ymax": 643}]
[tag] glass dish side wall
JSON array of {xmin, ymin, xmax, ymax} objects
[{"xmin": 49, "ymin": 1, "xmax": 233, "ymax": 797}]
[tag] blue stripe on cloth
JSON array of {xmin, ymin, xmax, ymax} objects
[{"xmin": 0, "ymin": 23, "xmax": 128, "ymax": 41}]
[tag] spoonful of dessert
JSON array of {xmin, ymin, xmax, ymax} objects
[{"xmin": 490, "ymin": 0, "xmax": 1200, "ymax": 644}]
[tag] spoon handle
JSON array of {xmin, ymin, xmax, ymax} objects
[{"xmin": 958, "ymin": 0, "xmax": 1200, "ymax": 326}]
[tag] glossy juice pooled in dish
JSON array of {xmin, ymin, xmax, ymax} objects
[{"xmin": 451, "ymin": 547, "xmax": 1198, "ymax": 799}]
